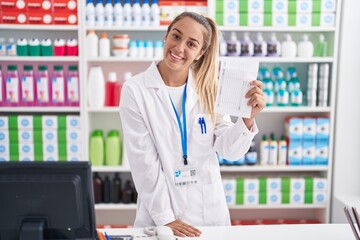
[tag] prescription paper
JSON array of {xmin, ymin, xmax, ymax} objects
[{"xmin": 215, "ymin": 57, "xmax": 259, "ymax": 118}]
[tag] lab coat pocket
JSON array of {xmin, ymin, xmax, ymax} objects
[
  {"xmin": 193, "ymin": 114, "xmax": 214, "ymax": 143},
  {"xmin": 202, "ymin": 180, "xmax": 230, "ymax": 225}
]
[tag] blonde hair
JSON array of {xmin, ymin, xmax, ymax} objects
[{"xmin": 167, "ymin": 12, "xmax": 219, "ymax": 120}]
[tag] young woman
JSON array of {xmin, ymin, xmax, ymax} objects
[{"xmin": 119, "ymin": 12, "xmax": 265, "ymax": 237}]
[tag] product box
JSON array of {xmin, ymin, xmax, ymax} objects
[
  {"xmin": 0, "ymin": 117, "xmax": 8, "ymax": 130},
  {"xmin": 316, "ymin": 139, "xmax": 329, "ymax": 165},
  {"xmin": 18, "ymin": 116, "xmax": 33, "ymax": 130},
  {"xmin": 215, "ymin": 13, "xmax": 240, "ymax": 26},
  {"xmin": 159, "ymin": 1, "xmax": 186, "ymax": 25},
  {"xmin": 290, "ymin": 192, "xmax": 304, "ymax": 204},
  {"xmin": 225, "ymin": 192, "xmax": 236, "ymax": 205},
  {"xmin": 19, "ymin": 142, "xmax": 34, "ymax": 156},
  {"xmin": 67, "ymin": 129, "xmax": 81, "ymax": 143},
  {"xmin": 53, "ymin": 12, "xmax": 78, "ymax": 25},
  {"xmin": 28, "ymin": 11, "xmax": 53, "ymax": 24},
  {"xmin": 247, "ymin": 0, "xmax": 264, "ymax": 13},
  {"xmin": 248, "ymin": 13, "xmax": 264, "ymax": 26},
  {"xmin": 185, "ymin": 1, "xmax": 207, "ymax": 16},
  {"xmin": 42, "ymin": 116, "xmax": 58, "ymax": 129},
  {"xmin": 244, "ymin": 178, "xmax": 259, "ymax": 193},
  {"xmin": 267, "ymin": 192, "xmax": 282, "ymax": 205},
  {"xmin": 313, "ymin": 178, "xmax": 327, "ymax": 191},
  {"xmin": 19, "ymin": 153, "xmax": 34, "ymax": 161},
  {"xmin": 316, "ymin": 118, "xmax": 330, "ymax": 140},
  {"xmin": 67, "ymin": 142, "xmax": 81, "ymax": 155},
  {"xmin": 223, "ymin": 179, "xmax": 237, "ymax": 194},
  {"xmin": 1, "ymin": 0, "xmax": 27, "ymax": 11},
  {"xmin": 18, "ymin": 129, "xmax": 34, "ymax": 143},
  {"xmin": 0, "ymin": 131, "xmax": 9, "ymax": 144},
  {"xmin": 43, "ymin": 142, "xmax": 58, "ymax": 156},
  {"xmin": 321, "ymin": 0, "xmax": 336, "ymax": 12},
  {"xmin": 303, "ymin": 118, "xmax": 316, "ymax": 141},
  {"xmin": 44, "ymin": 154, "xmax": 59, "ymax": 161},
  {"xmin": 288, "ymin": 140, "xmax": 302, "ymax": 165},
  {"xmin": 290, "ymin": 178, "xmax": 305, "ymax": 192},
  {"xmin": 286, "ymin": 117, "xmax": 303, "ymax": 141},
  {"xmin": 271, "ymin": 12, "xmax": 288, "ymax": 26},
  {"xmin": 302, "ymin": 140, "xmax": 316, "ymax": 165},
  {"xmin": 53, "ymin": 0, "xmax": 77, "ymax": 13},
  {"xmin": 313, "ymin": 191, "xmax": 327, "ymax": 204},
  {"xmin": 271, "ymin": 0, "xmax": 288, "ymax": 13},
  {"xmin": 216, "ymin": 0, "xmax": 239, "ymax": 13},
  {"xmin": 267, "ymin": 177, "xmax": 282, "ymax": 192},
  {"xmin": 67, "ymin": 155, "xmax": 81, "ymax": 161},
  {"xmin": 1, "ymin": 10, "xmax": 27, "ymax": 24},
  {"xmin": 66, "ymin": 115, "xmax": 81, "ymax": 129},
  {"xmin": 296, "ymin": 13, "xmax": 312, "ymax": 27},
  {"xmin": 319, "ymin": 12, "xmax": 336, "ymax": 26},
  {"xmin": 26, "ymin": 0, "xmax": 52, "ymax": 12},
  {"xmin": 296, "ymin": 0, "xmax": 313, "ymax": 14},
  {"xmin": 43, "ymin": 129, "xmax": 58, "ymax": 142},
  {"xmin": 244, "ymin": 192, "xmax": 258, "ymax": 205},
  {"xmin": 0, "ymin": 143, "xmax": 9, "ymax": 157}
]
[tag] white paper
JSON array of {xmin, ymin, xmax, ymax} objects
[{"xmin": 215, "ymin": 57, "xmax": 259, "ymax": 118}]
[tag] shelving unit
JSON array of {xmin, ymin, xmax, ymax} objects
[{"xmin": 1, "ymin": 0, "xmax": 342, "ymax": 227}]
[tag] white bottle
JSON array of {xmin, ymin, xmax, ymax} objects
[
  {"xmin": 253, "ymin": 32, "xmax": 267, "ymax": 57},
  {"xmin": 86, "ymin": 0, "xmax": 96, "ymax": 26},
  {"xmin": 297, "ymin": 34, "xmax": 314, "ymax": 58},
  {"xmin": 219, "ymin": 33, "xmax": 227, "ymax": 56},
  {"xmin": 132, "ymin": 0, "xmax": 142, "ymax": 26},
  {"xmin": 281, "ymin": 34, "xmax": 297, "ymax": 58},
  {"xmin": 123, "ymin": 0, "xmax": 132, "ymax": 26},
  {"xmin": 0, "ymin": 38, "xmax": 6, "ymax": 56},
  {"xmin": 150, "ymin": 0, "xmax": 160, "ymax": 26},
  {"xmin": 142, "ymin": 0, "xmax": 151, "ymax": 26},
  {"xmin": 240, "ymin": 32, "xmax": 254, "ymax": 56},
  {"xmin": 95, "ymin": 0, "xmax": 105, "ymax": 26},
  {"xmin": 99, "ymin": 32, "xmax": 110, "ymax": 57},
  {"xmin": 6, "ymin": 38, "xmax": 16, "ymax": 56},
  {"xmin": 104, "ymin": 0, "xmax": 114, "ymax": 26},
  {"xmin": 154, "ymin": 40, "xmax": 163, "ymax": 59},
  {"xmin": 88, "ymin": 66, "xmax": 105, "ymax": 107},
  {"xmin": 268, "ymin": 133, "xmax": 278, "ymax": 165},
  {"xmin": 260, "ymin": 134, "xmax": 270, "ymax": 165},
  {"xmin": 278, "ymin": 135, "xmax": 287, "ymax": 165},
  {"xmin": 145, "ymin": 40, "xmax": 154, "ymax": 58},
  {"xmin": 113, "ymin": 0, "xmax": 123, "ymax": 26},
  {"xmin": 86, "ymin": 30, "xmax": 99, "ymax": 58}
]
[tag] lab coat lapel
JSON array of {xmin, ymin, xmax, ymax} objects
[{"xmin": 186, "ymin": 70, "xmax": 198, "ymax": 116}]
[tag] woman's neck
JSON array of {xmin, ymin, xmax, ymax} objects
[{"xmin": 157, "ymin": 61, "xmax": 188, "ymax": 87}]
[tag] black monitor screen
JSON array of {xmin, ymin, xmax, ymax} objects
[{"xmin": 0, "ymin": 161, "xmax": 97, "ymax": 240}]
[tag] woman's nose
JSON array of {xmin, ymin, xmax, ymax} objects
[{"xmin": 175, "ymin": 40, "xmax": 186, "ymax": 52}]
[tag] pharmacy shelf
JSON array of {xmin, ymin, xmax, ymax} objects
[
  {"xmin": 92, "ymin": 166, "xmax": 130, "ymax": 173},
  {"xmin": 0, "ymin": 24, "xmax": 78, "ymax": 31},
  {"xmin": 0, "ymin": 107, "xmax": 81, "ymax": 113},
  {"xmin": 95, "ymin": 203, "xmax": 137, "ymax": 210},
  {"xmin": 228, "ymin": 205, "xmax": 327, "ymax": 210},
  {"xmin": 87, "ymin": 107, "xmax": 119, "ymax": 113},
  {"xmin": 86, "ymin": 57, "xmax": 159, "ymax": 62},
  {"xmin": 84, "ymin": 26, "xmax": 167, "ymax": 31},
  {"xmin": 220, "ymin": 166, "xmax": 328, "ymax": 172},
  {"xmin": 218, "ymin": 26, "xmax": 336, "ymax": 32},
  {"xmin": 0, "ymin": 56, "xmax": 79, "ymax": 62},
  {"xmin": 263, "ymin": 106, "xmax": 331, "ymax": 113}
]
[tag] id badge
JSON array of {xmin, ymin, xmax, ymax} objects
[{"xmin": 174, "ymin": 164, "xmax": 198, "ymax": 186}]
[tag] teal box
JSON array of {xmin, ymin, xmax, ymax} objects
[
  {"xmin": 288, "ymin": 140, "xmax": 302, "ymax": 165},
  {"xmin": 302, "ymin": 140, "xmax": 316, "ymax": 165},
  {"xmin": 316, "ymin": 118, "xmax": 330, "ymax": 141},
  {"xmin": 316, "ymin": 139, "xmax": 329, "ymax": 165},
  {"xmin": 303, "ymin": 118, "xmax": 316, "ymax": 141}
]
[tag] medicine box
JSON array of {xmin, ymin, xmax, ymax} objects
[
  {"xmin": 223, "ymin": 179, "xmax": 237, "ymax": 194},
  {"xmin": 66, "ymin": 115, "xmax": 81, "ymax": 129},
  {"xmin": 286, "ymin": 118, "xmax": 303, "ymax": 140},
  {"xmin": 303, "ymin": 118, "xmax": 316, "ymax": 141},
  {"xmin": 67, "ymin": 143, "xmax": 81, "ymax": 155},
  {"xmin": 185, "ymin": 1, "xmax": 207, "ymax": 17},
  {"xmin": 313, "ymin": 191, "xmax": 327, "ymax": 204},
  {"xmin": 244, "ymin": 192, "xmax": 259, "ymax": 205},
  {"xmin": 42, "ymin": 116, "xmax": 58, "ymax": 129},
  {"xmin": 216, "ymin": 13, "xmax": 240, "ymax": 26},
  {"xmin": 267, "ymin": 178, "xmax": 282, "ymax": 192},
  {"xmin": 302, "ymin": 140, "xmax": 316, "ymax": 165},
  {"xmin": 267, "ymin": 192, "xmax": 282, "ymax": 205},
  {"xmin": 244, "ymin": 178, "xmax": 259, "ymax": 193},
  {"xmin": 272, "ymin": 0, "xmax": 288, "ymax": 13},
  {"xmin": 53, "ymin": 0, "xmax": 78, "ymax": 13},
  {"xmin": 225, "ymin": 192, "xmax": 236, "ymax": 205},
  {"xmin": 288, "ymin": 140, "xmax": 302, "ymax": 165},
  {"xmin": 272, "ymin": 13, "xmax": 288, "ymax": 26},
  {"xmin": 0, "ymin": 117, "xmax": 8, "ymax": 130},
  {"xmin": 313, "ymin": 178, "xmax": 327, "ymax": 191},
  {"xmin": 43, "ymin": 142, "xmax": 59, "ymax": 155},
  {"xmin": 0, "ymin": 131, "xmax": 9, "ymax": 143},
  {"xmin": 0, "ymin": 143, "xmax": 9, "ymax": 157},
  {"xmin": 316, "ymin": 118, "xmax": 330, "ymax": 140},
  {"xmin": 19, "ymin": 153, "xmax": 34, "ymax": 161},
  {"xmin": 159, "ymin": 1, "xmax": 186, "ymax": 25},
  {"xmin": 216, "ymin": 0, "xmax": 239, "ymax": 13},
  {"xmin": 248, "ymin": 0, "xmax": 264, "ymax": 13},
  {"xmin": 18, "ymin": 116, "xmax": 33, "ymax": 130},
  {"xmin": 290, "ymin": 178, "xmax": 305, "ymax": 192},
  {"xmin": 290, "ymin": 192, "xmax": 304, "ymax": 204},
  {"xmin": 316, "ymin": 139, "xmax": 329, "ymax": 165},
  {"xmin": 18, "ymin": 130, "xmax": 34, "ymax": 143}
]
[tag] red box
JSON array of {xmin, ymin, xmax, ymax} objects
[
  {"xmin": 1, "ymin": 10, "xmax": 28, "ymax": 24},
  {"xmin": 53, "ymin": 0, "xmax": 77, "ymax": 13},
  {"xmin": 28, "ymin": 11, "xmax": 53, "ymax": 24},
  {"xmin": 53, "ymin": 12, "xmax": 77, "ymax": 25},
  {"xmin": 27, "ymin": 0, "xmax": 52, "ymax": 12},
  {"xmin": 1, "ymin": 0, "xmax": 27, "ymax": 11}
]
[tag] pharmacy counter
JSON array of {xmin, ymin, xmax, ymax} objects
[{"xmin": 99, "ymin": 223, "xmax": 354, "ymax": 240}]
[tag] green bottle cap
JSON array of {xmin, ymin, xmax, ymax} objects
[
  {"xmin": 38, "ymin": 65, "xmax": 47, "ymax": 71},
  {"xmin": 270, "ymin": 132, "xmax": 276, "ymax": 140},
  {"xmin": 262, "ymin": 134, "xmax": 267, "ymax": 141},
  {"xmin": 23, "ymin": 65, "xmax": 33, "ymax": 71},
  {"xmin": 54, "ymin": 65, "xmax": 63, "ymax": 71},
  {"xmin": 69, "ymin": 65, "xmax": 78, "ymax": 71},
  {"xmin": 7, "ymin": 65, "xmax": 17, "ymax": 71},
  {"xmin": 91, "ymin": 130, "xmax": 103, "ymax": 137},
  {"xmin": 107, "ymin": 130, "xmax": 119, "ymax": 137}
]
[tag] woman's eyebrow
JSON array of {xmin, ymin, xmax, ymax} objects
[{"xmin": 172, "ymin": 27, "xmax": 200, "ymax": 45}]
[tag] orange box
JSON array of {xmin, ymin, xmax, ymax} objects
[
  {"xmin": 53, "ymin": 12, "xmax": 77, "ymax": 25},
  {"xmin": 159, "ymin": 1, "xmax": 185, "ymax": 25},
  {"xmin": 1, "ymin": 10, "xmax": 28, "ymax": 24},
  {"xmin": 28, "ymin": 11, "xmax": 53, "ymax": 24},
  {"xmin": 1, "ymin": 0, "xmax": 27, "ymax": 11},
  {"xmin": 53, "ymin": 0, "xmax": 77, "ymax": 13},
  {"xmin": 27, "ymin": 0, "xmax": 52, "ymax": 12},
  {"xmin": 185, "ymin": 1, "xmax": 207, "ymax": 16}
]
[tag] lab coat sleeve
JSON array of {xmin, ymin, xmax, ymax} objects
[
  {"xmin": 213, "ymin": 114, "xmax": 259, "ymax": 161},
  {"xmin": 119, "ymin": 83, "xmax": 175, "ymax": 226}
]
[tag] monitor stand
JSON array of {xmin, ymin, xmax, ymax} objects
[{"xmin": 20, "ymin": 219, "xmax": 45, "ymax": 240}]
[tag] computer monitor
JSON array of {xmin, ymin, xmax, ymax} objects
[{"xmin": 0, "ymin": 161, "xmax": 97, "ymax": 240}]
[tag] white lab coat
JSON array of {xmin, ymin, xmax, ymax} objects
[{"xmin": 119, "ymin": 62, "xmax": 258, "ymax": 227}]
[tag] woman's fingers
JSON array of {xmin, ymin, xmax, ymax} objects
[{"xmin": 166, "ymin": 220, "xmax": 201, "ymax": 237}]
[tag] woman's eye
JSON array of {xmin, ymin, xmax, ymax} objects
[
  {"xmin": 188, "ymin": 42, "xmax": 196, "ymax": 48},
  {"xmin": 172, "ymin": 34, "xmax": 180, "ymax": 40}
]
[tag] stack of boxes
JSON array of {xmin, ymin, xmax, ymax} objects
[
  {"xmin": 223, "ymin": 176, "xmax": 327, "ymax": 206},
  {"xmin": 215, "ymin": 0, "xmax": 336, "ymax": 27},
  {"xmin": 286, "ymin": 116, "xmax": 329, "ymax": 165},
  {"xmin": 159, "ymin": 0, "xmax": 207, "ymax": 25},
  {"xmin": 0, "ymin": 115, "xmax": 81, "ymax": 161},
  {"xmin": 0, "ymin": 0, "xmax": 77, "ymax": 25}
]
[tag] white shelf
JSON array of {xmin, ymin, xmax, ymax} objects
[
  {"xmin": 220, "ymin": 165, "xmax": 328, "ymax": 172},
  {"xmin": 263, "ymin": 106, "xmax": 331, "ymax": 113},
  {"xmin": 0, "ymin": 24, "xmax": 78, "ymax": 31},
  {"xmin": 0, "ymin": 56, "xmax": 79, "ymax": 62},
  {"xmin": 95, "ymin": 203, "xmax": 137, "ymax": 210},
  {"xmin": 228, "ymin": 205, "xmax": 327, "ymax": 210},
  {"xmin": 0, "ymin": 107, "xmax": 81, "ymax": 112},
  {"xmin": 87, "ymin": 57, "xmax": 159, "ymax": 62},
  {"xmin": 218, "ymin": 26, "xmax": 336, "ymax": 32},
  {"xmin": 92, "ymin": 166, "xmax": 130, "ymax": 172},
  {"xmin": 87, "ymin": 107, "xmax": 119, "ymax": 113},
  {"xmin": 84, "ymin": 26, "xmax": 167, "ymax": 31}
]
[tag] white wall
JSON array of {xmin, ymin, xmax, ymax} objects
[{"xmin": 331, "ymin": 0, "xmax": 360, "ymax": 222}]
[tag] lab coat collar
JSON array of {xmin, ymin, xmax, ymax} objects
[{"xmin": 144, "ymin": 61, "xmax": 198, "ymax": 122}]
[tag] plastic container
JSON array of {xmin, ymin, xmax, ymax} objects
[
  {"xmin": 86, "ymin": 0, "xmax": 96, "ymax": 26},
  {"xmin": 105, "ymin": 130, "xmax": 121, "ymax": 166},
  {"xmin": 278, "ymin": 135, "xmax": 287, "ymax": 165},
  {"xmin": 95, "ymin": 0, "xmax": 105, "ymax": 26},
  {"xmin": 245, "ymin": 140, "xmax": 257, "ymax": 165},
  {"xmin": 67, "ymin": 65, "xmax": 79, "ymax": 106},
  {"xmin": 5, "ymin": 65, "xmax": 20, "ymax": 106},
  {"xmin": 145, "ymin": 40, "xmax": 154, "ymax": 58},
  {"xmin": 66, "ymin": 38, "xmax": 78, "ymax": 56},
  {"xmin": 142, "ymin": 0, "xmax": 151, "ymax": 26},
  {"xmin": 113, "ymin": 0, "xmax": 123, "ymax": 26},
  {"xmin": 16, "ymin": 38, "xmax": 28, "ymax": 56},
  {"xmin": 240, "ymin": 32, "xmax": 254, "ymax": 56},
  {"xmin": 87, "ymin": 66, "xmax": 105, "ymax": 107},
  {"xmin": 150, "ymin": 0, "xmax": 160, "ymax": 26},
  {"xmin": 227, "ymin": 32, "xmax": 241, "ymax": 56},
  {"xmin": 36, "ymin": 65, "xmax": 51, "ymax": 106},
  {"xmin": 103, "ymin": 176, "xmax": 111, "ymax": 203},
  {"xmin": 281, "ymin": 34, "xmax": 297, "ymax": 58},
  {"xmin": 54, "ymin": 38, "xmax": 66, "ymax": 56},
  {"xmin": 28, "ymin": 38, "xmax": 40, "ymax": 56},
  {"xmin": 105, "ymin": 72, "xmax": 117, "ymax": 106},
  {"xmin": 93, "ymin": 173, "xmax": 103, "ymax": 203},
  {"xmin": 267, "ymin": 33, "xmax": 281, "ymax": 57},
  {"xmin": 260, "ymin": 134, "xmax": 269, "ymax": 165},
  {"xmin": 253, "ymin": 32, "xmax": 267, "ymax": 57},
  {"xmin": 123, "ymin": 0, "xmax": 132, "ymax": 26},
  {"xmin": 40, "ymin": 38, "xmax": 53, "ymax": 56},
  {"xmin": 0, "ymin": 38, "xmax": 6, "ymax": 56},
  {"xmin": 112, "ymin": 173, "xmax": 122, "ymax": 203},
  {"xmin": 315, "ymin": 34, "xmax": 328, "ymax": 57},
  {"xmin": 0, "ymin": 66, "xmax": 3, "ymax": 106},
  {"xmin": 21, "ymin": 65, "xmax": 35, "ymax": 106},
  {"xmin": 219, "ymin": 33, "xmax": 227, "ymax": 56},
  {"xmin": 86, "ymin": 30, "xmax": 99, "ymax": 58},
  {"xmin": 6, "ymin": 38, "xmax": 16, "ymax": 56},
  {"xmin": 132, "ymin": 0, "xmax": 142, "ymax": 26},
  {"xmin": 154, "ymin": 40, "xmax": 163, "ymax": 59},
  {"xmin": 90, "ymin": 130, "xmax": 105, "ymax": 166},
  {"xmin": 51, "ymin": 65, "xmax": 65, "ymax": 106},
  {"xmin": 268, "ymin": 133, "xmax": 278, "ymax": 165},
  {"xmin": 297, "ymin": 34, "xmax": 314, "ymax": 58},
  {"xmin": 99, "ymin": 32, "xmax": 110, "ymax": 57},
  {"xmin": 104, "ymin": 0, "xmax": 114, "ymax": 26}
]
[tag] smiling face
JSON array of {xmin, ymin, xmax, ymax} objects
[{"xmin": 162, "ymin": 16, "xmax": 206, "ymax": 74}]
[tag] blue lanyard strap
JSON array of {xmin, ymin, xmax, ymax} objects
[{"xmin": 169, "ymin": 82, "xmax": 188, "ymax": 165}]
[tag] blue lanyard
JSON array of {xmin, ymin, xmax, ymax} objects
[{"xmin": 169, "ymin": 82, "xmax": 188, "ymax": 165}]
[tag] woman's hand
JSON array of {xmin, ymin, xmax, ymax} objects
[
  {"xmin": 243, "ymin": 80, "xmax": 266, "ymax": 129},
  {"xmin": 165, "ymin": 219, "xmax": 202, "ymax": 237}
]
